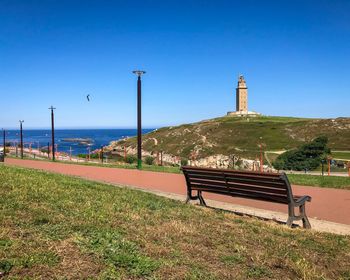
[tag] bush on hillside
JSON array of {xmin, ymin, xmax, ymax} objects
[
  {"xmin": 145, "ymin": 156, "xmax": 155, "ymax": 165},
  {"xmin": 181, "ymin": 158, "xmax": 188, "ymax": 166},
  {"xmin": 273, "ymin": 136, "xmax": 330, "ymax": 171},
  {"xmin": 125, "ymin": 155, "xmax": 137, "ymax": 164}
]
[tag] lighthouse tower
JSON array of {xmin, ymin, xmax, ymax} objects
[
  {"xmin": 227, "ymin": 75, "xmax": 261, "ymax": 117},
  {"xmin": 236, "ymin": 75, "xmax": 248, "ymax": 112}
]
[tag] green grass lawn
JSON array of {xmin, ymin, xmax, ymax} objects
[
  {"xmin": 332, "ymin": 151, "xmax": 350, "ymax": 160},
  {"xmin": 1, "ymin": 165, "xmax": 350, "ymax": 279},
  {"xmin": 287, "ymin": 174, "xmax": 350, "ymax": 190}
]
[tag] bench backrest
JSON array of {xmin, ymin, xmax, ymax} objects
[{"xmin": 181, "ymin": 166, "xmax": 294, "ymax": 204}]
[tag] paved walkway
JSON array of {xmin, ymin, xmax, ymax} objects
[{"xmin": 5, "ymin": 158, "xmax": 350, "ymax": 227}]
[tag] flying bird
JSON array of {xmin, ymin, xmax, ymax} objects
[{"xmin": 86, "ymin": 94, "xmax": 90, "ymax": 102}]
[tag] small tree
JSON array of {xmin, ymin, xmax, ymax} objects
[
  {"xmin": 181, "ymin": 158, "xmax": 188, "ymax": 166},
  {"xmin": 145, "ymin": 156, "xmax": 154, "ymax": 165},
  {"xmin": 273, "ymin": 136, "xmax": 331, "ymax": 171},
  {"xmin": 125, "ymin": 155, "xmax": 137, "ymax": 164}
]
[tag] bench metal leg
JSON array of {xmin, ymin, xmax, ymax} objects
[
  {"xmin": 287, "ymin": 203, "xmax": 311, "ymax": 229},
  {"xmin": 198, "ymin": 191, "xmax": 207, "ymax": 206},
  {"xmin": 287, "ymin": 204, "xmax": 295, "ymax": 228},
  {"xmin": 300, "ymin": 204, "xmax": 311, "ymax": 229},
  {"xmin": 286, "ymin": 216, "xmax": 294, "ymax": 227}
]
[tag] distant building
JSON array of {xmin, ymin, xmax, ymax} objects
[{"xmin": 227, "ymin": 75, "xmax": 261, "ymax": 117}]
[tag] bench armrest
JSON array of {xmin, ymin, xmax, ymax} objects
[{"xmin": 294, "ymin": 195, "xmax": 311, "ymax": 206}]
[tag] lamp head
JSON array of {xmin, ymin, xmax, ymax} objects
[{"xmin": 132, "ymin": 70, "xmax": 146, "ymax": 76}]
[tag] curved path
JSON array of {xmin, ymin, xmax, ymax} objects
[{"xmin": 5, "ymin": 158, "xmax": 350, "ymax": 226}]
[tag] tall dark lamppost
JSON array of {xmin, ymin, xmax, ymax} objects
[
  {"xmin": 2, "ymin": 129, "xmax": 5, "ymax": 158},
  {"xmin": 132, "ymin": 70, "xmax": 146, "ymax": 169},
  {"xmin": 49, "ymin": 106, "xmax": 56, "ymax": 161},
  {"xmin": 19, "ymin": 120, "xmax": 24, "ymax": 159}
]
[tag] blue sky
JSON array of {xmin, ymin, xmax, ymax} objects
[{"xmin": 0, "ymin": 0, "xmax": 349, "ymax": 129}]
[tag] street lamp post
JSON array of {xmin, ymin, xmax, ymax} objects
[
  {"xmin": 19, "ymin": 120, "xmax": 24, "ymax": 159},
  {"xmin": 49, "ymin": 106, "xmax": 56, "ymax": 161},
  {"xmin": 2, "ymin": 128, "xmax": 5, "ymax": 158},
  {"xmin": 132, "ymin": 70, "xmax": 146, "ymax": 169}
]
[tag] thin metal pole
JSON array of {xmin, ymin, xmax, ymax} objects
[
  {"xmin": 19, "ymin": 121, "xmax": 24, "ymax": 159},
  {"xmin": 137, "ymin": 75, "xmax": 142, "ymax": 169},
  {"xmin": 100, "ymin": 146, "xmax": 104, "ymax": 163},
  {"xmin": 49, "ymin": 106, "xmax": 56, "ymax": 161},
  {"xmin": 2, "ymin": 129, "xmax": 5, "ymax": 158},
  {"xmin": 132, "ymin": 70, "xmax": 146, "ymax": 169},
  {"xmin": 47, "ymin": 142, "xmax": 50, "ymax": 158}
]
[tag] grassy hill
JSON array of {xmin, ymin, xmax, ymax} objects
[
  {"xmin": 1, "ymin": 165, "xmax": 349, "ymax": 279},
  {"xmin": 110, "ymin": 116, "xmax": 350, "ymax": 160}
]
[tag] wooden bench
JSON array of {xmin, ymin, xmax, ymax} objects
[{"xmin": 181, "ymin": 166, "xmax": 312, "ymax": 229}]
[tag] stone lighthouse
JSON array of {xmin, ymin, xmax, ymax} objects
[
  {"xmin": 236, "ymin": 75, "xmax": 248, "ymax": 112},
  {"xmin": 227, "ymin": 75, "xmax": 260, "ymax": 116}
]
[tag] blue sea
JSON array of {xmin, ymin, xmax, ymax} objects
[{"xmin": 4, "ymin": 129, "xmax": 154, "ymax": 155}]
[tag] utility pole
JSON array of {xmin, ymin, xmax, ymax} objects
[
  {"xmin": 49, "ymin": 106, "xmax": 56, "ymax": 161},
  {"xmin": 2, "ymin": 128, "xmax": 5, "ymax": 158},
  {"xmin": 132, "ymin": 70, "xmax": 146, "ymax": 169},
  {"xmin": 19, "ymin": 120, "xmax": 24, "ymax": 159}
]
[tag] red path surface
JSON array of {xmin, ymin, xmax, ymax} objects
[{"xmin": 5, "ymin": 158, "xmax": 350, "ymax": 225}]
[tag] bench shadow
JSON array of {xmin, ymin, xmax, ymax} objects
[{"xmin": 196, "ymin": 203, "xmax": 302, "ymax": 229}]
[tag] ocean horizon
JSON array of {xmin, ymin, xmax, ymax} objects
[{"xmin": 4, "ymin": 128, "xmax": 155, "ymax": 155}]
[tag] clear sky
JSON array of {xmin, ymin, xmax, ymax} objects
[{"xmin": 0, "ymin": 0, "xmax": 349, "ymax": 129}]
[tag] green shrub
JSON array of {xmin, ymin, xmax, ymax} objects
[
  {"xmin": 144, "ymin": 156, "xmax": 154, "ymax": 165},
  {"xmin": 181, "ymin": 158, "xmax": 188, "ymax": 166},
  {"xmin": 273, "ymin": 136, "xmax": 330, "ymax": 171},
  {"xmin": 125, "ymin": 155, "xmax": 137, "ymax": 164}
]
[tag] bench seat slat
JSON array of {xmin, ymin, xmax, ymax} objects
[
  {"xmin": 188, "ymin": 175, "xmax": 286, "ymax": 189},
  {"xmin": 188, "ymin": 179, "xmax": 288, "ymax": 195},
  {"xmin": 185, "ymin": 170, "xmax": 283, "ymax": 183},
  {"xmin": 191, "ymin": 182, "xmax": 288, "ymax": 200}
]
